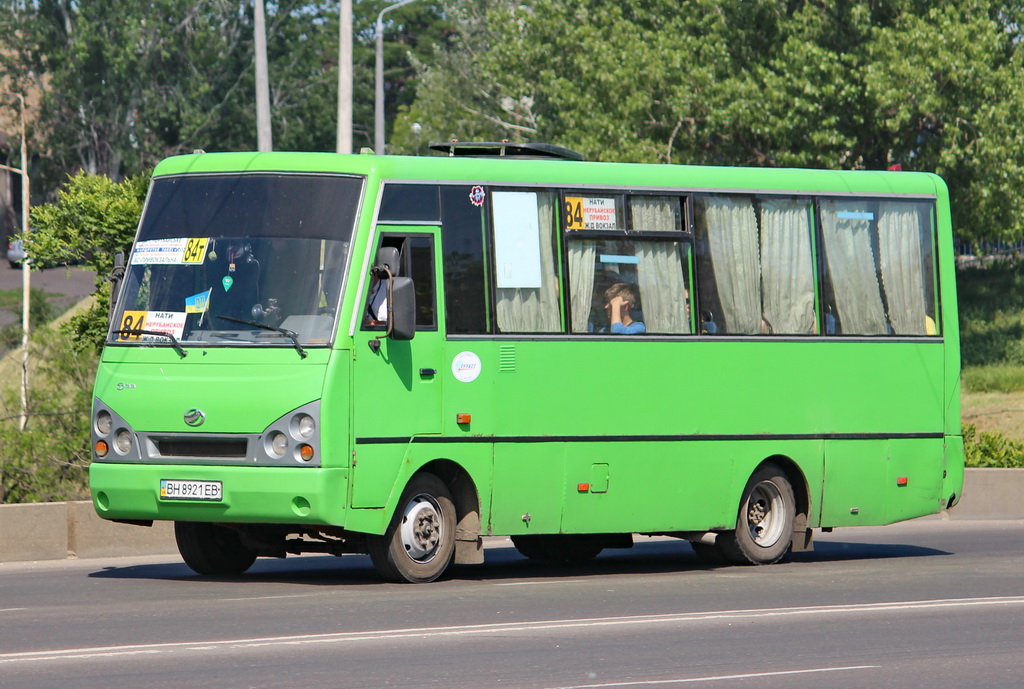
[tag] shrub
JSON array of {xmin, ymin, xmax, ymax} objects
[
  {"xmin": 0, "ymin": 326, "xmax": 98, "ymax": 503},
  {"xmin": 962, "ymin": 423, "xmax": 1024, "ymax": 469}
]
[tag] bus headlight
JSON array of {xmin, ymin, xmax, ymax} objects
[
  {"xmin": 257, "ymin": 401, "xmax": 321, "ymax": 466},
  {"xmin": 96, "ymin": 410, "xmax": 112, "ymax": 436},
  {"xmin": 267, "ymin": 431, "xmax": 288, "ymax": 458},
  {"xmin": 294, "ymin": 414, "xmax": 316, "ymax": 439},
  {"xmin": 114, "ymin": 429, "xmax": 134, "ymax": 454}
]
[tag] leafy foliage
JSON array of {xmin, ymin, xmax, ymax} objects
[
  {"xmin": 0, "ymin": 1, "xmax": 450, "ymax": 194},
  {"xmin": 963, "ymin": 423, "xmax": 1024, "ymax": 468},
  {"xmin": 0, "ymin": 326, "xmax": 98, "ymax": 503},
  {"xmin": 957, "ymin": 260, "xmax": 1024, "ymax": 367},
  {"xmin": 398, "ymin": 0, "xmax": 1024, "ymax": 244},
  {"xmin": 23, "ymin": 172, "xmax": 147, "ymax": 350}
]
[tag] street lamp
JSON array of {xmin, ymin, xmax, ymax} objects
[
  {"xmin": 374, "ymin": 0, "xmax": 419, "ymax": 155},
  {"xmin": 336, "ymin": 0, "xmax": 353, "ymax": 154},
  {"xmin": 0, "ymin": 91, "xmax": 29, "ymax": 430}
]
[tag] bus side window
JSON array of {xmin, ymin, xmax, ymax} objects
[
  {"xmin": 694, "ymin": 194, "xmax": 815, "ymax": 336},
  {"xmin": 492, "ymin": 190, "xmax": 562, "ymax": 334},
  {"xmin": 441, "ymin": 186, "xmax": 490, "ymax": 334},
  {"xmin": 818, "ymin": 199, "xmax": 937, "ymax": 336}
]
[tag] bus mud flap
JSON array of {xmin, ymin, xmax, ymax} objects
[
  {"xmin": 790, "ymin": 513, "xmax": 813, "ymax": 553},
  {"xmin": 455, "ymin": 536, "xmax": 484, "ymax": 564}
]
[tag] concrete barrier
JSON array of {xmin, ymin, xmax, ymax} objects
[
  {"xmin": 0, "ymin": 500, "xmax": 176, "ymax": 563},
  {"xmin": 950, "ymin": 468, "xmax": 1024, "ymax": 520},
  {"xmin": 0, "ymin": 468, "xmax": 1020, "ymax": 563},
  {"xmin": 0, "ymin": 502, "xmax": 69, "ymax": 561},
  {"xmin": 66, "ymin": 501, "xmax": 176, "ymax": 560}
]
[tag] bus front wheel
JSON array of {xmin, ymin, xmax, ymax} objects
[
  {"xmin": 174, "ymin": 521, "xmax": 258, "ymax": 575},
  {"xmin": 368, "ymin": 474, "xmax": 456, "ymax": 583},
  {"xmin": 718, "ymin": 464, "xmax": 795, "ymax": 565}
]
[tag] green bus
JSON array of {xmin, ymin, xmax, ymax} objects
[{"xmin": 90, "ymin": 143, "xmax": 964, "ymax": 583}]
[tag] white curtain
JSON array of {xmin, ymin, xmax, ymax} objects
[
  {"xmin": 820, "ymin": 201, "xmax": 888, "ymax": 335},
  {"xmin": 760, "ymin": 199, "xmax": 815, "ymax": 334},
  {"xmin": 569, "ymin": 240, "xmax": 597, "ymax": 332},
  {"xmin": 878, "ymin": 202, "xmax": 927, "ymax": 335},
  {"xmin": 632, "ymin": 196, "xmax": 689, "ymax": 333},
  {"xmin": 703, "ymin": 197, "xmax": 761, "ymax": 334},
  {"xmin": 495, "ymin": 191, "xmax": 561, "ymax": 332}
]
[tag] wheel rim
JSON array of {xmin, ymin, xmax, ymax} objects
[
  {"xmin": 399, "ymin": 493, "xmax": 443, "ymax": 562},
  {"xmin": 744, "ymin": 480, "xmax": 787, "ymax": 548}
]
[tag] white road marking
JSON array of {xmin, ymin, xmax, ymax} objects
[
  {"xmin": 548, "ymin": 665, "xmax": 880, "ymax": 688},
  {"xmin": 218, "ymin": 593, "xmax": 324, "ymax": 602},
  {"xmin": 2, "ymin": 595, "xmax": 1021, "ymax": 666},
  {"xmin": 0, "ymin": 608, "xmax": 26, "ymax": 613},
  {"xmin": 495, "ymin": 580, "xmax": 586, "ymax": 586}
]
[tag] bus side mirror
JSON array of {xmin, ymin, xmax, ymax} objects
[
  {"xmin": 108, "ymin": 250, "xmax": 126, "ymax": 320},
  {"xmin": 388, "ymin": 276, "xmax": 416, "ymax": 341}
]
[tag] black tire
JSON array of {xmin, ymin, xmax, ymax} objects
[
  {"xmin": 367, "ymin": 474, "xmax": 456, "ymax": 583},
  {"xmin": 511, "ymin": 534, "xmax": 604, "ymax": 562},
  {"xmin": 717, "ymin": 464, "xmax": 796, "ymax": 565},
  {"xmin": 174, "ymin": 521, "xmax": 258, "ymax": 575}
]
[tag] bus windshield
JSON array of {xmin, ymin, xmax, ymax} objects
[{"xmin": 110, "ymin": 173, "xmax": 362, "ymax": 349}]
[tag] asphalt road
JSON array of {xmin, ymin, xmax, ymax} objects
[{"xmin": 0, "ymin": 518, "xmax": 1021, "ymax": 689}]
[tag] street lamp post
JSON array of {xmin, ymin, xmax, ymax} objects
[
  {"xmin": 0, "ymin": 91, "xmax": 29, "ymax": 430},
  {"xmin": 336, "ymin": 0, "xmax": 353, "ymax": 154},
  {"xmin": 374, "ymin": 0, "xmax": 419, "ymax": 155}
]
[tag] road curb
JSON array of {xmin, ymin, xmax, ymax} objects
[{"xmin": 0, "ymin": 468, "xmax": 1019, "ymax": 563}]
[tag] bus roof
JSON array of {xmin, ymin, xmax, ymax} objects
[{"xmin": 152, "ymin": 151, "xmax": 947, "ymax": 199}]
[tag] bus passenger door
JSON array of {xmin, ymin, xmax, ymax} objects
[{"xmin": 351, "ymin": 230, "xmax": 443, "ymax": 508}]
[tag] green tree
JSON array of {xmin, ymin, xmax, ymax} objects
[
  {"xmin": 0, "ymin": 1, "xmax": 449, "ymax": 197},
  {"xmin": 398, "ymin": 0, "xmax": 1024, "ymax": 244},
  {"xmin": 24, "ymin": 172, "xmax": 148, "ymax": 349}
]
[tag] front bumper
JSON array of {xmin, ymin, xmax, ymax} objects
[{"xmin": 90, "ymin": 463, "xmax": 348, "ymax": 526}]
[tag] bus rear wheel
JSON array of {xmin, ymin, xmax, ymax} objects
[
  {"xmin": 174, "ymin": 521, "xmax": 258, "ymax": 575},
  {"xmin": 718, "ymin": 464, "xmax": 795, "ymax": 565},
  {"xmin": 367, "ymin": 474, "xmax": 456, "ymax": 583}
]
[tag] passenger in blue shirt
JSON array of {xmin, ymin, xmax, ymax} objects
[{"xmin": 602, "ymin": 282, "xmax": 646, "ymax": 335}]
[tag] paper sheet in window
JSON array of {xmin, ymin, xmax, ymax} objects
[{"xmin": 493, "ymin": 191, "xmax": 543, "ymax": 289}]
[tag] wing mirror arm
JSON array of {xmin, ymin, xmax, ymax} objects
[{"xmin": 108, "ymin": 250, "xmax": 126, "ymax": 321}]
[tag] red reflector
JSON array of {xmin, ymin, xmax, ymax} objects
[
  {"xmin": 456, "ymin": 413, "xmax": 472, "ymax": 424},
  {"xmin": 577, "ymin": 483, "xmax": 590, "ymax": 492},
  {"xmin": 896, "ymin": 476, "xmax": 909, "ymax": 486}
]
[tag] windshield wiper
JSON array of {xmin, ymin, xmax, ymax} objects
[
  {"xmin": 215, "ymin": 315, "xmax": 308, "ymax": 359},
  {"xmin": 112, "ymin": 330, "xmax": 187, "ymax": 358}
]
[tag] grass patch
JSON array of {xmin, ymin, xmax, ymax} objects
[
  {"xmin": 962, "ymin": 364, "xmax": 1024, "ymax": 393},
  {"xmin": 962, "ymin": 388, "xmax": 1024, "ymax": 441}
]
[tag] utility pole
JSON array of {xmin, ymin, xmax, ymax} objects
[
  {"xmin": 254, "ymin": 0, "xmax": 273, "ymax": 151},
  {"xmin": 336, "ymin": 0, "xmax": 352, "ymax": 154},
  {"xmin": 375, "ymin": 0, "xmax": 419, "ymax": 155}
]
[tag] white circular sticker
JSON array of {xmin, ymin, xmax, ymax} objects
[{"xmin": 451, "ymin": 351, "xmax": 482, "ymax": 383}]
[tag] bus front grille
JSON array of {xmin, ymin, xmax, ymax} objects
[{"xmin": 152, "ymin": 438, "xmax": 248, "ymax": 458}]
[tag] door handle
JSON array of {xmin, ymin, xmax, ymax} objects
[{"xmin": 419, "ymin": 368, "xmax": 437, "ymax": 377}]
